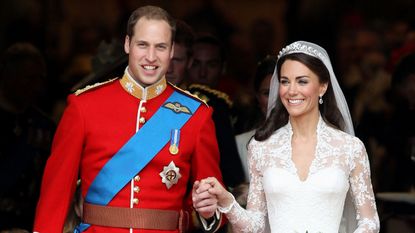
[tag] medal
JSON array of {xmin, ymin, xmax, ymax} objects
[
  {"xmin": 159, "ymin": 161, "xmax": 182, "ymax": 189},
  {"xmin": 169, "ymin": 144, "xmax": 179, "ymax": 155},
  {"xmin": 169, "ymin": 129, "xmax": 180, "ymax": 155}
]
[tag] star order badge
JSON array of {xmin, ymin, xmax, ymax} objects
[{"xmin": 159, "ymin": 161, "xmax": 182, "ymax": 189}]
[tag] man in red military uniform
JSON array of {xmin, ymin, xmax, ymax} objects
[{"xmin": 33, "ymin": 5, "xmax": 223, "ymax": 233}]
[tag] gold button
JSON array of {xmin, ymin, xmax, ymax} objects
[
  {"xmin": 133, "ymin": 198, "xmax": 139, "ymax": 204},
  {"xmin": 139, "ymin": 117, "xmax": 146, "ymax": 124},
  {"xmin": 140, "ymin": 106, "xmax": 147, "ymax": 113},
  {"xmin": 134, "ymin": 175, "xmax": 140, "ymax": 181},
  {"xmin": 133, "ymin": 186, "xmax": 140, "ymax": 193}
]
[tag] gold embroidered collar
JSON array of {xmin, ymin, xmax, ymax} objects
[{"xmin": 120, "ymin": 69, "xmax": 167, "ymax": 100}]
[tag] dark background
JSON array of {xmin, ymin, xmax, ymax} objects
[{"xmin": 1, "ymin": 0, "xmax": 414, "ymax": 232}]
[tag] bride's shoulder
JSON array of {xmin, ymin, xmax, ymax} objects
[
  {"xmin": 249, "ymin": 129, "xmax": 288, "ymax": 150},
  {"xmin": 325, "ymin": 126, "xmax": 365, "ymax": 149}
]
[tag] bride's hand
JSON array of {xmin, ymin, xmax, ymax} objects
[{"xmin": 200, "ymin": 177, "xmax": 234, "ymax": 209}]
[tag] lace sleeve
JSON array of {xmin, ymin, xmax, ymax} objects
[
  {"xmin": 349, "ymin": 139, "xmax": 380, "ymax": 233},
  {"xmin": 223, "ymin": 142, "xmax": 268, "ymax": 233}
]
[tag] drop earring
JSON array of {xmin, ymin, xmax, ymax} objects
[{"xmin": 319, "ymin": 95, "xmax": 323, "ymax": 104}]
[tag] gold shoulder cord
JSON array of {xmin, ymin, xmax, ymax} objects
[
  {"xmin": 188, "ymin": 84, "xmax": 233, "ymax": 107},
  {"xmin": 74, "ymin": 78, "xmax": 117, "ymax": 96},
  {"xmin": 170, "ymin": 83, "xmax": 209, "ymax": 106}
]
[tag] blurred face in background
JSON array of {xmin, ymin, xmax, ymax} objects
[
  {"xmin": 256, "ymin": 74, "xmax": 272, "ymax": 115},
  {"xmin": 188, "ymin": 42, "xmax": 223, "ymax": 88},
  {"xmin": 0, "ymin": 58, "xmax": 46, "ymax": 111},
  {"xmin": 166, "ymin": 43, "xmax": 192, "ymax": 85}
]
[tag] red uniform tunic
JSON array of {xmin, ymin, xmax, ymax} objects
[{"xmin": 33, "ymin": 73, "xmax": 223, "ymax": 233}]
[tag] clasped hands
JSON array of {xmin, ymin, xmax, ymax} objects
[{"xmin": 192, "ymin": 177, "xmax": 234, "ymax": 219}]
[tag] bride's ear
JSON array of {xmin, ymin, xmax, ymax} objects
[{"xmin": 319, "ymin": 82, "xmax": 328, "ymax": 96}]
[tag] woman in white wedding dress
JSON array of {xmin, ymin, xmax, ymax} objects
[{"xmin": 193, "ymin": 41, "xmax": 380, "ymax": 233}]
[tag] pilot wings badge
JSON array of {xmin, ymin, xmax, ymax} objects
[
  {"xmin": 163, "ymin": 102, "xmax": 192, "ymax": 115},
  {"xmin": 159, "ymin": 161, "xmax": 182, "ymax": 189}
]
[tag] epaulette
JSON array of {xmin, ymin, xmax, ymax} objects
[
  {"xmin": 168, "ymin": 82, "xmax": 208, "ymax": 106},
  {"xmin": 74, "ymin": 78, "xmax": 118, "ymax": 96},
  {"xmin": 188, "ymin": 83, "xmax": 233, "ymax": 108}
]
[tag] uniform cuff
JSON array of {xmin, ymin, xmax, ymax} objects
[{"xmin": 198, "ymin": 209, "xmax": 221, "ymax": 233}]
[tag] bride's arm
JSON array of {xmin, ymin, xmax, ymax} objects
[
  {"xmin": 225, "ymin": 162, "xmax": 268, "ymax": 233},
  {"xmin": 200, "ymin": 144, "xmax": 268, "ymax": 233},
  {"xmin": 349, "ymin": 139, "xmax": 380, "ymax": 233}
]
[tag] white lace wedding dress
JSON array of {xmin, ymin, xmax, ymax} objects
[{"xmin": 224, "ymin": 118, "xmax": 380, "ymax": 233}]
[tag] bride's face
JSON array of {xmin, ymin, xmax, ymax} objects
[{"xmin": 279, "ymin": 59, "xmax": 327, "ymax": 118}]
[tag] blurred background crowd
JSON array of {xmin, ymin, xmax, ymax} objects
[{"xmin": 0, "ymin": 0, "xmax": 414, "ymax": 232}]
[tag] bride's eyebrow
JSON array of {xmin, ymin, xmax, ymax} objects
[{"xmin": 280, "ymin": 75, "xmax": 310, "ymax": 79}]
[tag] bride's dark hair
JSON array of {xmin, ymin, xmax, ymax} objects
[{"xmin": 254, "ymin": 53, "xmax": 345, "ymax": 141}]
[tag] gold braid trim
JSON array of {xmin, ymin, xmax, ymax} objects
[
  {"xmin": 169, "ymin": 82, "xmax": 209, "ymax": 106},
  {"xmin": 188, "ymin": 84, "xmax": 233, "ymax": 107},
  {"xmin": 74, "ymin": 78, "xmax": 117, "ymax": 96}
]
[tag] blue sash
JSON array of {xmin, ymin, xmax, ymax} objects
[{"xmin": 75, "ymin": 90, "xmax": 201, "ymax": 232}]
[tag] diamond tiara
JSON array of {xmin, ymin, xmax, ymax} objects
[{"xmin": 277, "ymin": 41, "xmax": 325, "ymax": 60}]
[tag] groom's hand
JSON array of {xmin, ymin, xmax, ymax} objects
[{"xmin": 192, "ymin": 180, "xmax": 218, "ymax": 219}]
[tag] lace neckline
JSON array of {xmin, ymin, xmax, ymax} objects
[{"xmin": 285, "ymin": 116, "xmax": 326, "ymax": 182}]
